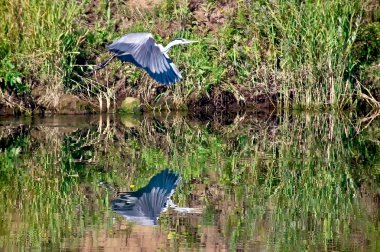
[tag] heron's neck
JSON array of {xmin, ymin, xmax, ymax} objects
[{"xmin": 163, "ymin": 40, "xmax": 182, "ymax": 53}]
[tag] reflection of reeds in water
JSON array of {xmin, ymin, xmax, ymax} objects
[
  {"xmin": 122, "ymin": 111, "xmax": 380, "ymax": 251},
  {"xmin": 0, "ymin": 112, "xmax": 379, "ymax": 250},
  {"xmin": 97, "ymin": 111, "xmax": 380, "ymax": 250}
]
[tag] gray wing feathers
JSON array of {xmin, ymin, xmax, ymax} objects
[
  {"xmin": 106, "ymin": 33, "xmax": 181, "ymax": 85},
  {"xmin": 134, "ymin": 188, "xmax": 170, "ymax": 217}
]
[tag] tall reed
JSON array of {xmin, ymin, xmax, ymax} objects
[{"xmin": 0, "ymin": 0, "xmax": 367, "ymax": 109}]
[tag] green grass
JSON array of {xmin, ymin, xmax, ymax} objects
[
  {"xmin": 0, "ymin": 0, "xmax": 83, "ymax": 89},
  {"xmin": 0, "ymin": 0, "xmax": 377, "ymax": 109}
]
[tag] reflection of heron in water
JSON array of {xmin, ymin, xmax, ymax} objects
[{"xmin": 111, "ymin": 169, "xmax": 201, "ymax": 226}]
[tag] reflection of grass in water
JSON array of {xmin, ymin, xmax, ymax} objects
[
  {"xmin": 0, "ymin": 127, "xmax": 129, "ymax": 250},
  {"xmin": 98, "ymin": 113, "xmax": 379, "ymax": 250},
  {"xmin": 0, "ymin": 113, "xmax": 379, "ymax": 250},
  {"xmin": 132, "ymin": 113, "xmax": 380, "ymax": 251},
  {"xmin": 261, "ymin": 114, "xmax": 355, "ymax": 251}
]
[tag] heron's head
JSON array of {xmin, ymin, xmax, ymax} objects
[{"xmin": 163, "ymin": 38, "xmax": 198, "ymax": 53}]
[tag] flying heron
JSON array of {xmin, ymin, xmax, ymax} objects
[
  {"xmin": 93, "ymin": 33, "xmax": 198, "ymax": 86},
  {"xmin": 111, "ymin": 169, "xmax": 201, "ymax": 226}
]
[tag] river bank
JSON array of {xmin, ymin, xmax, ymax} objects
[{"xmin": 0, "ymin": 0, "xmax": 379, "ymax": 115}]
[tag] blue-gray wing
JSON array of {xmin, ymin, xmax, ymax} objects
[
  {"xmin": 111, "ymin": 169, "xmax": 181, "ymax": 225},
  {"xmin": 111, "ymin": 188, "xmax": 174, "ymax": 226},
  {"xmin": 106, "ymin": 33, "xmax": 182, "ymax": 86}
]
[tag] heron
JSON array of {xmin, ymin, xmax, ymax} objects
[
  {"xmin": 111, "ymin": 169, "xmax": 201, "ymax": 226},
  {"xmin": 93, "ymin": 33, "xmax": 198, "ymax": 86}
]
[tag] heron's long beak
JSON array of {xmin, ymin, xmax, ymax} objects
[{"xmin": 185, "ymin": 40, "xmax": 199, "ymax": 44}]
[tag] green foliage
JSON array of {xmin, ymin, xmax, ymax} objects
[
  {"xmin": 352, "ymin": 22, "xmax": 380, "ymax": 66},
  {"xmin": 0, "ymin": 0, "xmax": 377, "ymax": 109},
  {"xmin": 351, "ymin": 22, "xmax": 380, "ymax": 88},
  {"xmin": 150, "ymin": 0, "xmax": 364, "ymax": 108},
  {"xmin": 0, "ymin": 0, "xmax": 85, "ymax": 92},
  {"xmin": 0, "ymin": 59, "xmax": 30, "ymax": 95}
]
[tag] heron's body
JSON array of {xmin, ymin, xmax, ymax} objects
[{"xmin": 95, "ymin": 32, "xmax": 197, "ymax": 86}]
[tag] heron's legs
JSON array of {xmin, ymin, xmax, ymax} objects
[
  {"xmin": 93, "ymin": 55, "xmax": 117, "ymax": 71},
  {"xmin": 84, "ymin": 55, "xmax": 116, "ymax": 76}
]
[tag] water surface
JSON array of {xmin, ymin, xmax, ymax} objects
[{"xmin": 0, "ymin": 112, "xmax": 379, "ymax": 251}]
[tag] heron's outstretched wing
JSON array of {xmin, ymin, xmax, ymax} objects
[
  {"xmin": 111, "ymin": 169, "xmax": 181, "ymax": 225},
  {"xmin": 106, "ymin": 33, "xmax": 182, "ymax": 86}
]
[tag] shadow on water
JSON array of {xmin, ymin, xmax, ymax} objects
[{"xmin": 0, "ymin": 110, "xmax": 380, "ymax": 250}]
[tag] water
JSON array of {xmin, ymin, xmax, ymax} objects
[{"xmin": 0, "ymin": 112, "xmax": 379, "ymax": 251}]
